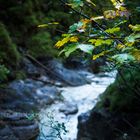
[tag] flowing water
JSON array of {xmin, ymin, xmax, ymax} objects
[{"xmin": 37, "ymin": 71, "xmax": 116, "ymax": 140}]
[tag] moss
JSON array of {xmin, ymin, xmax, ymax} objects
[
  {"xmin": 15, "ymin": 71, "xmax": 27, "ymax": 80},
  {"xmin": 97, "ymin": 67, "xmax": 140, "ymax": 112},
  {"xmin": 28, "ymin": 31, "xmax": 58, "ymax": 57},
  {"xmin": 0, "ymin": 23, "xmax": 20, "ymax": 67}
]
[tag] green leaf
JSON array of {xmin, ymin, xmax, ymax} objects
[
  {"xmin": 70, "ymin": 0, "xmax": 84, "ymax": 8},
  {"xmin": 77, "ymin": 44, "xmax": 94, "ymax": 54},
  {"xmin": 114, "ymin": 20, "xmax": 127, "ymax": 27},
  {"xmin": 68, "ymin": 22, "xmax": 83, "ymax": 33},
  {"xmin": 112, "ymin": 53, "xmax": 135, "ymax": 64},
  {"xmin": 105, "ymin": 27, "xmax": 120, "ymax": 34},
  {"xmin": 59, "ymin": 44, "xmax": 77, "ymax": 57},
  {"xmin": 89, "ymin": 39, "xmax": 113, "ymax": 46},
  {"xmin": 129, "ymin": 24, "xmax": 140, "ymax": 32},
  {"xmin": 125, "ymin": 33, "xmax": 140, "ymax": 43}
]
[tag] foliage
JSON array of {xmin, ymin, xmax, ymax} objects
[
  {"xmin": 0, "ymin": 23, "xmax": 20, "ymax": 67},
  {"xmin": 0, "ymin": 65, "xmax": 9, "ymax": 82},
  {"xmin": 55, "ymin": 0, "xmax": 140, "ymax": 68}
]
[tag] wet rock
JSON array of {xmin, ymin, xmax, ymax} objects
[
  {"xmin": 36, "ymin": 86, "xmax": 61, "ymax": 105},
  {"xmin": 0, "ymin": 79, "xmax": 60, "ymax": 112},
  {"xmin": 0, "ymin": 110, "xmax": 39, "ymax": 140},
  {"xmin": 90, "ymin": 58, "xmax": 105, "ymax": 73},
  {"xmin": 47, "ymin": 59, "xmax": 89, "ymax": 86},
  {"xmin": 59, "ymin": 102, "xmax": 78, "ymax": 115},
  {"xmin": 0, "ymin": 126, "xmax": 18, "ymax": 140},
  {"xmin": 21, "ymin": 58, "xmax": 42, "ymax": 77},
  {"xmin": 77, "ymin": 108, "xmax": 140, "ymax": 140},
  {"xmin": 64, "ymin": 57, "xmax": 89, "ymax": 70},
  {"xmin": 77, "ymin": 108, "xmax": 113, "ymax": 140}
]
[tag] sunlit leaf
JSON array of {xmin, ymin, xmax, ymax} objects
[
  {"xmin": 86, "ymin": 0, "xmax": 96, "ymax": 6},
  {"xmin": 37, "ymin": 24, "xmax": 48, "ymax": 28},
  {"xmin": 125, "ymin": 33, "xmax": 140, "ymax": 43},
  {"xmin": 104, "ymin": 10, "xmax": 116, "ymax": 19},
  {"xmin": 38, "ymin": 22, "xmax": 59, "ymax": 28},
  {"xmin": 91, "ymin": 16, "xmax": 104, "ymax": 21},
  {"xmin": 55, "ymin": 36, "xmax": 70, "ymax": 48},
  {"xmin": 116, "ymin": 44, "xmax": 126, "ymax": 50},
  {"xmin": 77, "ymin": 44, "xmax": 94, "ymax": 54},
  {"xmin": 93, "ymin": 50, "xmax": 109, "ymax": 60},
  {"xmin": 105, "ymin": 27, "xmax": 120, "ymax": 34},
  {"xmin": 69, "ymin": 36, "xmax": 79, "ymax": 42},
  {"xmin": 130, "ymin": 49, "xmax": 140, "ymax": 61},
  {"xmin": 89, "ymin": 39, "xmax": 113, "ymax": 46},
  {"xmin": 68, "ymin": 0, "xmax": 84, "ymax": 8},
  {"xmin": 112, "ymin": 53, "xmax": 135, "ymax": 64},
  {"xmin": 59, "ymin": 44, "xmax": 78, "ymax": 57},
  {"xmin": 129, "ymin": 24, "xmax": 140, "ymax": 32},
  {"xmin": 69, "ymin": 22, "xmax": 83, "ymax": 33}
]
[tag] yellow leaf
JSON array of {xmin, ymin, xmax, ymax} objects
[
  {"xmin": 69, "ymin": 36, "xmax": 78, "ymax": 42},
  {"xmin": 104, "ymin": 10, "xmax": 116, "ymax": 19},
  {"xmin": 130, "ymin": 49, "xmax": 140, "ymax": 61},
  {"xmin": 55, "ymin": 37, "xmax": 70, "ymax": 48},
  {"xmin": 48, "ymin": 22, "xmax": 59, "ymax": 25},
  {"xmin": 116, "ymin": 44, "xmax": 125, "ymax": 50},
  {"xmin": 93, "ymin": 51, "xmax": 109, "ymax": 60},
  {"xmin": 86, "ymin": 0, "xmax": 96, "ymax": 6},
  {"xmin": 129, "ymin": 24, "xmax": 140, "ymax": 32},
  {"xmin": 38, "ymin": 22, "xmax": 59, "ymax": 28},
  {"xmin": 37, "ymin": 24, "xmax": 48, "ymax": 28},
  {"xmin": 88, "ymin": 39, "xmax": 97, "ymax": 44},
  {"xmin": 91, "ymin": 16, "xmax": 104, "ymax": 21}
]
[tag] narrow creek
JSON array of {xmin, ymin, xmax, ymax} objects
[{"xmin": 37, "ymin": 71, "xmax": 116, "ymax": 140}]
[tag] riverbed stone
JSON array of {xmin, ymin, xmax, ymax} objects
[{"xmin": 59, "ymin": 102, "xmax": 78, "ymax": 115}]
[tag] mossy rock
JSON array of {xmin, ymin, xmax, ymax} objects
[{"xmin": 97, "ymin": 66, "xmax": 140, "ymax": 112}]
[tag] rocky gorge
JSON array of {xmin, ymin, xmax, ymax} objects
[{"xmin": 0, "ymin": 56, "xmax": 116, "ymax": 140}]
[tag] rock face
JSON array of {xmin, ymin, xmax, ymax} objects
[
  {"xmin": 77, "ymin": 109, "xmax": 114, "ymax": 140},
  {"xmin": 78, "ymin": 108, "xmax": 140, "ymax": 140}
]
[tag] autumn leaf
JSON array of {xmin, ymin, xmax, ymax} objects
[
  {"xmin": 104, "ymin": 10, "xmax": 116, "ymax": 19},
  {"xmin": 130, "ymin": 49, "xmax": 140, "ymax": 61},
  {"xmin": 55, "ymin": 37, "xmax": 70, "ymax": 48},
  {"xmin": 93, "ymin": 50, "xmax": 109, "ymax": 60},
  {"xmin": 69, "ymin": 36, "xmax": 78, "ymax": 42},
  {"xmin": 116, "ymin": 44, "xmax": 126, "ymax": 50}
]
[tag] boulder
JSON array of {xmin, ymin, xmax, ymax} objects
[
  {"xmin": 0, "ymin": 78, "xmax": 60, "ymax": 112},
  {"xmin": 46, "ymin": 59, "xmax": 89, "ymax": 86},
  {"xmin": 59, "ymin": 102, "xmax": 78, "ymax": 115}
]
